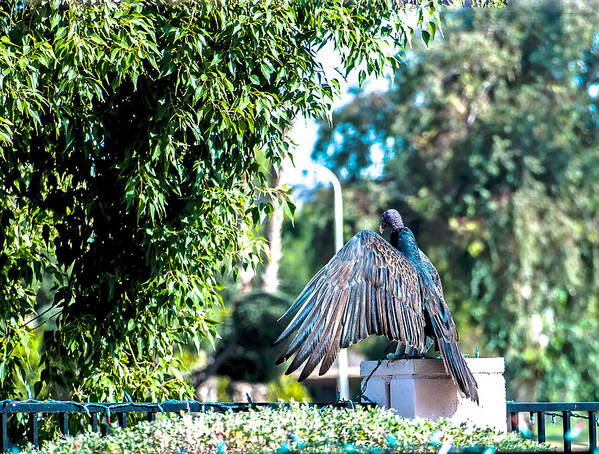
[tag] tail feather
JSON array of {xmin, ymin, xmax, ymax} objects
[
  {"xmin": 438, "ymin": 340, "xmax": 479, "ymax": 404},
  {"xmin": 423, "ymin": 282, "xmax": 478, "ymax": 404}
]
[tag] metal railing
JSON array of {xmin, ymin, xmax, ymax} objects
[
  {"xmin": 0, "ymin": 400, "xmax": 373, "ymax": 451},
  {"xmin": 507, "ymin": 401, "xmax": 599, "ymax": 453},
  {"xmin": 7, "ymin": 399, "xmax": 599, "ymax": 452}
]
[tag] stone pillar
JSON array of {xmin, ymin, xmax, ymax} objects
[{"xmin": 360, "ymin": 357, "xmax": 506, "ymax": 431}]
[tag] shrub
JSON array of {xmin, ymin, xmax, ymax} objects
[{"xmin": 27, "ymin": 405, "xmax": 550, "ymax": 453}]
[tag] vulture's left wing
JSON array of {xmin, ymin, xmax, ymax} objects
[{"xmin": 273, "ymin": 230, "xmax": 424, "ymax": 381}]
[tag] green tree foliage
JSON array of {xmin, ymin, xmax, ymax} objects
[
  {"xmin": 0, "ymin": 0, "xmax": 443, "ymax": 400},
  {"xmin": 303, "ymin": 2, "xmax": 599, "ymax": 400}
]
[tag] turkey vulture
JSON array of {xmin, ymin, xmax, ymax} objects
[{"xmin": 273, "ymin": 209, "xmax": 479, "ymax": 403}]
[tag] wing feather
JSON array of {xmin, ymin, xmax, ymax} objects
[
  {"xmin": 285, "ymin": 289, "xmax": 335, "ymax": 374},
  {"xmin": 419, "ymin": 256, "xmax": 478, "ymax": 402},
  {"xmin": 275, "ymin": 230, "xmax": 424, "ymax": 380},
  {"xmin": 318, "ymin": 301, "xmax": 346, "ymax": 375},
  {"xmin": 278, "ymin": 265, "xmax": 329, "ymax": 321},
  {"xmin": 419, "ymin": 250, "xmax": 444, "ymax": 301},
  {"xmin": 385, "ymin": 292, "xmax": 398, "ymax": 340}
]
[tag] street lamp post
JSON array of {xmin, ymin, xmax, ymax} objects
[{"xmin": 311, "ymin": 164, "xmax": 349, "ymax": 401}]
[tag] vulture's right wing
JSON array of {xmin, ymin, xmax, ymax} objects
[
  {"xmin": 273, "ymin": 230, "xmax": 425, "ymax": 381},
  {"xmin": 419, "ymin": 250, "xmax": 444, "ymax": 296},
  {"xmin": 419, "ymin": 251, "xmax": 479, "ymax": 403}
]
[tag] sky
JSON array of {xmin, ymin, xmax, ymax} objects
[{"xmin": 283, "ymin": 46, "xmax": 392, "ymax": 191}]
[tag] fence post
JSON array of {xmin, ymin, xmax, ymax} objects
[
  {"xmin": 29, "ymin": 413, "xmax": 39, "ymax": 448},
  {"xmin": 563, "ymin": 411, "xmax": 571, "ymax": 453},
  {"xmin": 1, "ymin": 413, "xmax": 8, "ymax": 453},
  {"xmin": 60, "ymin": 413, "xmax": 69, "ymax": 436},
  {"xmin": 91, "ymin": 413, "xmax": 98, "ymax": 433},
  {"xmin": 537, "ymin": 411, "xmax": 545, "ymax": 443},
  {"xmin": 589, "ymin": 411, "xmax": 597, "ymax": 451},
  {"xmin": 118, "ymin": 412, "xmax": 127, "ymax": 429}
]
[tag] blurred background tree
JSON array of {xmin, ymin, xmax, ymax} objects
[{"xmin": 279, "ymin": 2, "xmax": 599, "ymax": 401}]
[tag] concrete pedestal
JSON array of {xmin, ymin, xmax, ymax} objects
[{"xmin": 360, "ymin": 357, "xmax": 506, "ymax": 431}]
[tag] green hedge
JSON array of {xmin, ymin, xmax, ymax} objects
[{"xmin": 26, "ymin": 406, "xmax": 550, "ymax": 453}]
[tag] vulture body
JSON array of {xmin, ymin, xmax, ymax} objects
[{"xmin": 273, "ymin": 209, "xmax": 479, "ymax": 403}]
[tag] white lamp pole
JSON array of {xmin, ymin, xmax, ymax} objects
[{"xmin": 311, "ymin": 164, "xmax": 349, "ymax": 401}]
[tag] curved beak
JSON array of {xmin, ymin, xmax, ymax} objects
[{"xmin": 379, "ymin": 224, "xmax": 385, "ymax": 234}]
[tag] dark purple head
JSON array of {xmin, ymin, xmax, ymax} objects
[{"xmin": 379, "ymin": 209, "xmax": 404, "ymax": 234}]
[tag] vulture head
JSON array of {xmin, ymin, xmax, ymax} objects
[{"xmin": 379, "ymin": 209, "xmax": 404, "ymax": 234}]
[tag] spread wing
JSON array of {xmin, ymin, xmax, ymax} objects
[
  {"xmin": 419, "ymin": 250, "xmax": 444, "ymax": 296},
  {"xmin": 419, "ymin": 250, "xmax": 458, "ymax": 342},
  {"xmin": 419, "ymin": 250, "xmax": 478, "ymax": 402},
  {"xmin": 273, "ymin": 230, "xmax": 425, "ymax": 381}
]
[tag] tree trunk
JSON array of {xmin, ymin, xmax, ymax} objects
[
  {"xmin": 261, "ymin": 158, "xmax": 287, "ymax": 293},
  {"xmin": 237, "ymin": 263, "xmax": 256, "ymax": 295}
]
